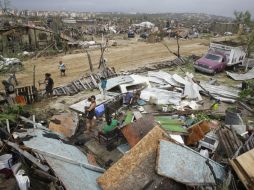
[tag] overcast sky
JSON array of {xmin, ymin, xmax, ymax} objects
[{"xmin": 10, "ymin": 0, "xmax": 254, "ymax": 17}]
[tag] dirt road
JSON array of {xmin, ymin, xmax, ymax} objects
[{"xmin": 0, "ymin": 38, "xmax": 208, "ymax": 90}]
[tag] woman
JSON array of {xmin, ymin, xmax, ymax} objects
[{"xmin": 85, "ymin": 95, "xmax": 97, "ymax": 133}]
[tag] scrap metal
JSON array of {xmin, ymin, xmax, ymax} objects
[
  {"xmin": 16, "ymin": 128, "xmax": 102, "ymax": 190},
  {"xmin": 156, "ymin": 139, "xmax": 225, "ymax": 186},
  {"xmin": 226, "ymin": 68, "xmax": 254, "ymax": 81}
]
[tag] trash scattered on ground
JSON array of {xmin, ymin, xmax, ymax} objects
[{"xmin": 0, "ymin": 55, "xmax": 23, "ymax": 73}]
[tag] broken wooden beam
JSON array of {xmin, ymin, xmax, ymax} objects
[
  {"xmin": 5, "ymin": 141, "xmax": 50, "ymax": 172},
  {"xmin": 31, "ymin": 148, "xmax": 105, "ymax": 173}
]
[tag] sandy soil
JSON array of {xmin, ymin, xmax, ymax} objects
[{"xmin": 0, "ymin": 38, "xmax": 208, "ymax": 90}]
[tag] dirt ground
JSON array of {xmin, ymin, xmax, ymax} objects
[{"xmin": 0, "ymin": 38, "xmax": 209, "ymax": 90}]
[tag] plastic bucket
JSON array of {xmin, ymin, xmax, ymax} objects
[
  {"xmin": 95, "ymin": 104, "xmax": 105, "ymax": 117},
  {"xmin": 0, "ymin": 154, "xmax": 13, "ymax": 169}
]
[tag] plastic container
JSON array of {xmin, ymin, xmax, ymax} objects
[
  {"xmin": 0, "ymin": 154, "xmax": 13, "ymax": 169},
  {"xmin": 225, "ymin": 108, "xmax": 244, "ymax": 125},
  {"xmin": 95, "ymin": 104, "xmax": 105, "ymax": 117},
  {"xmin": 15, "ymin": 170, "xmax": 30, "ymax": 190}
]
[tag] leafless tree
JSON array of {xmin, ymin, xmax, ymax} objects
[{"xmin": 0, "ymin": 0, "xmax": 11, "ymax": 14}]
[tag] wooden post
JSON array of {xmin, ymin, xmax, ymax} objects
[
  {"xmin": 34, "ymin": 29, "xmax": 38, "ymax": 49},
  {"xmin": 32, "ymin": 115, "xmax": 36, "ymax": 128},
  {"xmin": 33, "ymin": 65, "xmax": 36, "ymax": 87},
  {"xmin": 6, "ymin": 119, "xmax": 10, "ymax": 133}
]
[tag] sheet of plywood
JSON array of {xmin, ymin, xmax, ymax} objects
[
  {"xmin": 235, "ymin": 149, "xmax": 254, "ymax": 177},
  {"xmin": 230, "ymin": 149, "xmax": 254, "ymax": 190},
  {"xmin": 97, "ymin": 126, "xmax": 168, "ymax": 190},
  {"xmin": 49, "ymin": 113, "xmax": 78, "ymax": 138}
]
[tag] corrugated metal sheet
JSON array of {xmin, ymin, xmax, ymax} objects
[
  {"xmin": 17, "ymin": 129, "xmax": 102, "ymax": 190},
  {"xmin": 140, "ymin": 88, "xmax": 182, "ymax": 105},
  {"xmin": 148, "ymin": 71, "xmax": 179, "ymax": 86},
  {"xmin": 104, "ymin": 75, "xmax": 134, "ymax": 91},
  {"xmin": 226, "ymin": 68, "xmax": 254, "ymax": 81},
  {"xmin": 200, "ymin": 83, "xmax": 240, "ymax": 99},
  {"xmin": 157, "ymin": 139, "xmax": 225, "ymax": 186}
]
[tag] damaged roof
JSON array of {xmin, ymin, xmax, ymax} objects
[{"xmin": 16, "ymin": 128, "xmax": 103, "ymax": 190}]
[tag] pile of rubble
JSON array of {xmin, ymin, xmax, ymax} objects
[{"xmin": 0, "ymin": 55, "xmax": 23, "ymax": 73}]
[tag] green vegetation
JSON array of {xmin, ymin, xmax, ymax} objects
[
  {"xmin": 194, "ymin": 113, "xmax": 211, "ymax": 123},
  {"xmin": 234, "ymin": 11, "xmax": 254, "ymax": 57},
  {"xmin": 0, "ymin": 104, "xmax": 25, "ymax": 123}
]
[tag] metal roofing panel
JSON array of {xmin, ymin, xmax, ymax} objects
[
  {"xmin": 200, "ymin": 83, "xmax": 240, "ymax": 99},
  {"xmin": 17, "ymin": 129, "xmax": 102, "ymax": 190},
  {"xmin": 226, "ymin": 68, "xmax": 254, "ymax": 81},
  {"xmin": 157, "ymin": 139, "xmax": 225, "ymax": 186},
  {"xmin": 140, "ymin": 88, "xmax": 182, "ymax": 105},
  {"xmin": 148, "ymin": 71, "xmax": 178, "ymax": 86},
  {"xmin": 104, "ymin": 75, "xmax": 134, "ymax": 91}
]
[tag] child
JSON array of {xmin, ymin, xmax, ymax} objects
[{"xmin": 59, "ymin": 61, "xmax": 66, "ymax": 76}]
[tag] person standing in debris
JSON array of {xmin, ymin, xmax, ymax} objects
[
  {"xmin": 44, "ymin": 73, "xmax": 54, "ymax": 98},
  {"xmin": 2, "ymin": 80, "xmax": 16, "ymax": 104},
  {"xmin": 59, "ymin": 61, "xmax": 66, "ymax": 77},
  {"xmin": 100, "ymin": 77, "xmax": 107, "ymax": 99},
  {"xmin": 125, "ymin": 91, "xmax": 134, "ymax": 108},
  {"xmin": 85, "ymin": 95, "xmax": 97, "ymax": 133}
]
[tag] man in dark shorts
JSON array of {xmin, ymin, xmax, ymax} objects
[
  {"xmin": 85, "ymin": 95, "xmax": 96, "ymax": 133},
  {"xmin": 44, "ymin": 73, "xmax": 54, "ymax": 97}
]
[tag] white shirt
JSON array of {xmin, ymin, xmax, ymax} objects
[{"xmin": 59, "ymin": 63, "xmax": 65, "ymax": 70}]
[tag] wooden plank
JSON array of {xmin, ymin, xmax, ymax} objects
[
  {"xmin": 230, "ymin": 160, "xmax": 248, "ymax": 186},
  {"xmin": 72, "ymin": 81, "xmax": 80, "ymax": 91},
  {"xmin": 84, "ymin": 79, "xmax": 92, "ymax": 89},
  {"xmin": 78, "ymin": 79, "xmax": 87, "ymax": 89},
  {"xmin": 6, "ymin": 141, "xmax": 50, "ymax": 172},
  {"xmin": 236, "ymin": 150, "xmax": 254, "ymax": 178},
  {"xmin": 90, "ymin": 74, "xmax": 98, "ymax": 88},
  {"xmin": 230, "ymin": 149, "xmax": 254, "ymax": 190},
  {"xmin": 218, "ymin": 130, "xmax": 233, "ymax": 158}
]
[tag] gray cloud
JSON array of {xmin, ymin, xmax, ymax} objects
[{"xmin": 9, "ymin": 0, "xmax": 254, "ymax": 17}]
